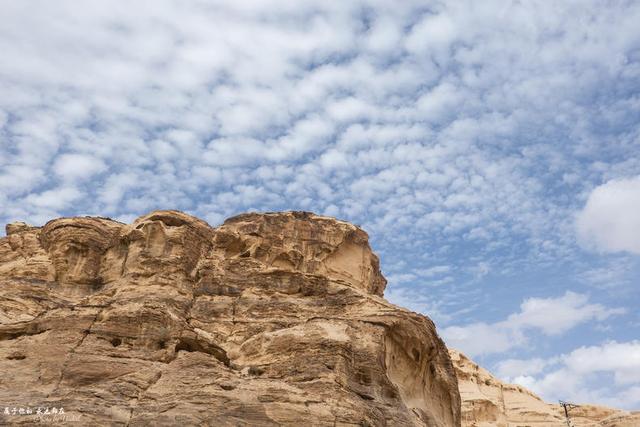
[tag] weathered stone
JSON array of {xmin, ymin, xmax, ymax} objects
[
  {"xmin": 0, "ymin": 210, "xmax": 460, "ymax": 426},
  {"xmin": 5, "ymin": 222, "xmax": 32, "ymax": 235}
]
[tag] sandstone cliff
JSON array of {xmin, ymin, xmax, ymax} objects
[
  {"xmin": 450, "ymin": 349, "xmax": 640, "ymax": 427},
  {"xmin": 0, "ymin": 210, "xmax": 460, "ymax": 426}
]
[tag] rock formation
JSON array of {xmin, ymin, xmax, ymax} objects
[
  {"xmin": 0, "ymin": 210, "xmax": 461, "ymax": 426},
  {"xmin": 450, "ymin": 349, "xmax": 640, "ymax": 427}
]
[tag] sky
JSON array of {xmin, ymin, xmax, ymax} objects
[{"xmin": 1, "ymin": 0, "xmax": 639, "ymax": 409}]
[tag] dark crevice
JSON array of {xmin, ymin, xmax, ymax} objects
[
  {"xmin": 231, "ymin": 298, "xmax": 238, "ymax": 325},
  {"xmin": 0, "ymin": 326, "xmax": 48, "ymax": 341},
  {"xmin": 88, "ymin": 277, "xmax": 104, "ymax": 292},
  {"xmin": 174, "ymin": 336, "xmax": 230, "ymax": 367},
  {"xmin": 146, "ymin": 214, "xmax": 187, "ymax": 228},
  {"xmin": 120, "ymin": 242, "xmax": 129, "ymax": 276},
  {"xmin": 356, "ymin": 392, "xmax": 375, "ymax": 401},
  {"xmin": 248, "ymin": 366, "xmax": 265, "ymax": 376},
  {"xmin": 48, "ymin": 301, "xmax": 113, "ymax": 398},
  {"xmin": 7, "ymin": 353, "xmax": 26, "ymax": 360}
]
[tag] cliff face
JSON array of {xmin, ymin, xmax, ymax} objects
[
  {"xmin": 450, "ymin": 349, "xmax": 640, "ymax": 427},
  {"xmin": 0, "ymin": 210, "xmax": 460, "ymax": 426}
]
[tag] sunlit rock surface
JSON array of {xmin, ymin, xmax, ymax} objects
[
  {"xmin": 0, "ymin": 210, "xmax": 460, "ymax": 426},
  {"xmin": 450, "ymin": 349, "xmax": 640, "ymax": 427}
]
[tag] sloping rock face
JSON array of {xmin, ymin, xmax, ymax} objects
[
  {"xmin": 0, "ymin": 210, "xmax": 460, "ymax": 426},
  {"xmin": 450, "ymin": 349, "xmax": 640, "ymax": 427}
]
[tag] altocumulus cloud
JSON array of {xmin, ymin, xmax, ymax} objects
[{"xmin": 1, "ymin": 0, "xmax": 640, "ymax": 408}]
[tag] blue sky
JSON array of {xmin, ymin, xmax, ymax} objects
[{"xmin": 1, "ymin": 0, "xmax": 639, "ymax": 409}]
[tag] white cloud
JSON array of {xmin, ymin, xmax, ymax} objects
[
  {"xmin": 577, "ymin": 176, "xmax": 640, "ymax": 255},
  {"xmin": 23, "ymin": 186, "xmax": 82, "ymax": 210},
  {"xmin": 0, "ymin": 165, "xmax": 45, "ymax": 197},
  {"xmin": 416, "ymin": 265, "xmax": 451, "ymax": 277},
  {"xmin": 98, "ymin": 172, "xmax": 140, "ymax": 209},
  {"xmin": 507, "ymin": 292, "xmax": 624, "ymax": 336},
  {"xmin": 53, "ymin": 153, "xmax": 107, "ymax": 181},
  {"xmin": 578, "ymin": 257, "xmax": 636, "ymax": 289},
  {"xmin": 319, "ymin": 149, "xmax": 349, "ymax": 170},
  {"xmin": 442, "ymin": 292, "xmax": 624, "ymax": 357},
  {"xmin": 443, "ymin": 322, "xmax": 518, "ymax": 357},
  {"xmin": 406, "ymin": 12, "xmax": 458, "ymax": 56},
  {"xmin": 504, "ymin": 341, "xmax": 640, "ymax": 410},
  {"xmin": 494, "ymin": 357, "xmax": 550, "ymax": 379},
  {"xmin": 385, "ymin": 286, "xmax": 451, "ymax": 324},
  {"xmin": 563, "ymin": 341, "xmax": 640, "ymax": 386},
  {"xmin": 365, "ymin": 15, "xmax": 402, "ymax": 54},
  {"xmin": 416, "ymin": 82, "xmax": 463, "ymax": 123}
]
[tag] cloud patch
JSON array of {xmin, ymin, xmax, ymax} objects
[
  {"xmin": 53, "ymin": 154, "xmax": 107, "ymax": 182},
  {"xmin": 442, "ymin": 292, "xmax": 624, "ymax": 357},
  {"xmin": 577, "ymin": 177, "xmax": 640, "ymax": 255},
  {"xmin": 501, "ymin": 341, "xmax": 640, "ymax": 410}
]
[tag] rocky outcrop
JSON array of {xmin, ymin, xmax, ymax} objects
[
  {"xmin": 450, "ymin": 349, "xmax": 640, "ymax": 427},
  {"xmin": 0, "ymin": 210, "xmax": 460, "ymax": 426}
]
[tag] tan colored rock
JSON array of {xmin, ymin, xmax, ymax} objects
[
  {"xmin": 218, "ymin": 212, "xmax": 387, "ymax": 296},
  {"xmin": 450, "ymin": 349, "xmax": 640, "ymax": 427},
  {"xmin": 5, "ymin": 222, "xmax": 33, "ymax": 235},
  {"xmin": 0, "ymin": 210, "xmax": 460, "ymax": 426}
]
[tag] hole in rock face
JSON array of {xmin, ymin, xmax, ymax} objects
[
  {"xmin": 175, "ymin": 339, "xmax": 196, "ymax": 353},
  {"xmin": 220, "ymin": 384, "xmax": 235, "ymax": 391},
  {"xmin": 412, "ymin": 348, "xmax": 420, "ymax": 362},
  {"xmin": 89, "ymin": 277, "xmax": 104, "ymax": 292},
  {"xmin": 146, "ymin": 214, "xmax": 187, "ymax": 227},
  {"xmin": 248, "ymin": 366, "xmax": 265, "ymax": 376},
  {"xmin": 157, "ymin": 340, "xmax": 167, "ymax": 349},
  {"xmin": 111, "ymin": 337, "xmax": 122, "ymax": 347},
  {"xmin": 7, "ymin": 353, "xmax": 26, "ymax": 360}
]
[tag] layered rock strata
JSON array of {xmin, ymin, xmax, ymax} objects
[{"xmin": 0, "ymin": 210, "xmax": 460, "ymax": 426}]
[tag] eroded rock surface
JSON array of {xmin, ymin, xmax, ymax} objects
[
  {"xmin": 450, "ymin": 349, "xmax": 640, "ymax": 427},
  {"xmin": 0, "ymin": 210, "xmax": 460, "ymax": 426}
]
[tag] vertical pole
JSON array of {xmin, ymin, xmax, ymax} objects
[{"xmin": 559, "ymin": 401, "xmax": 575, "ymax": 427}]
